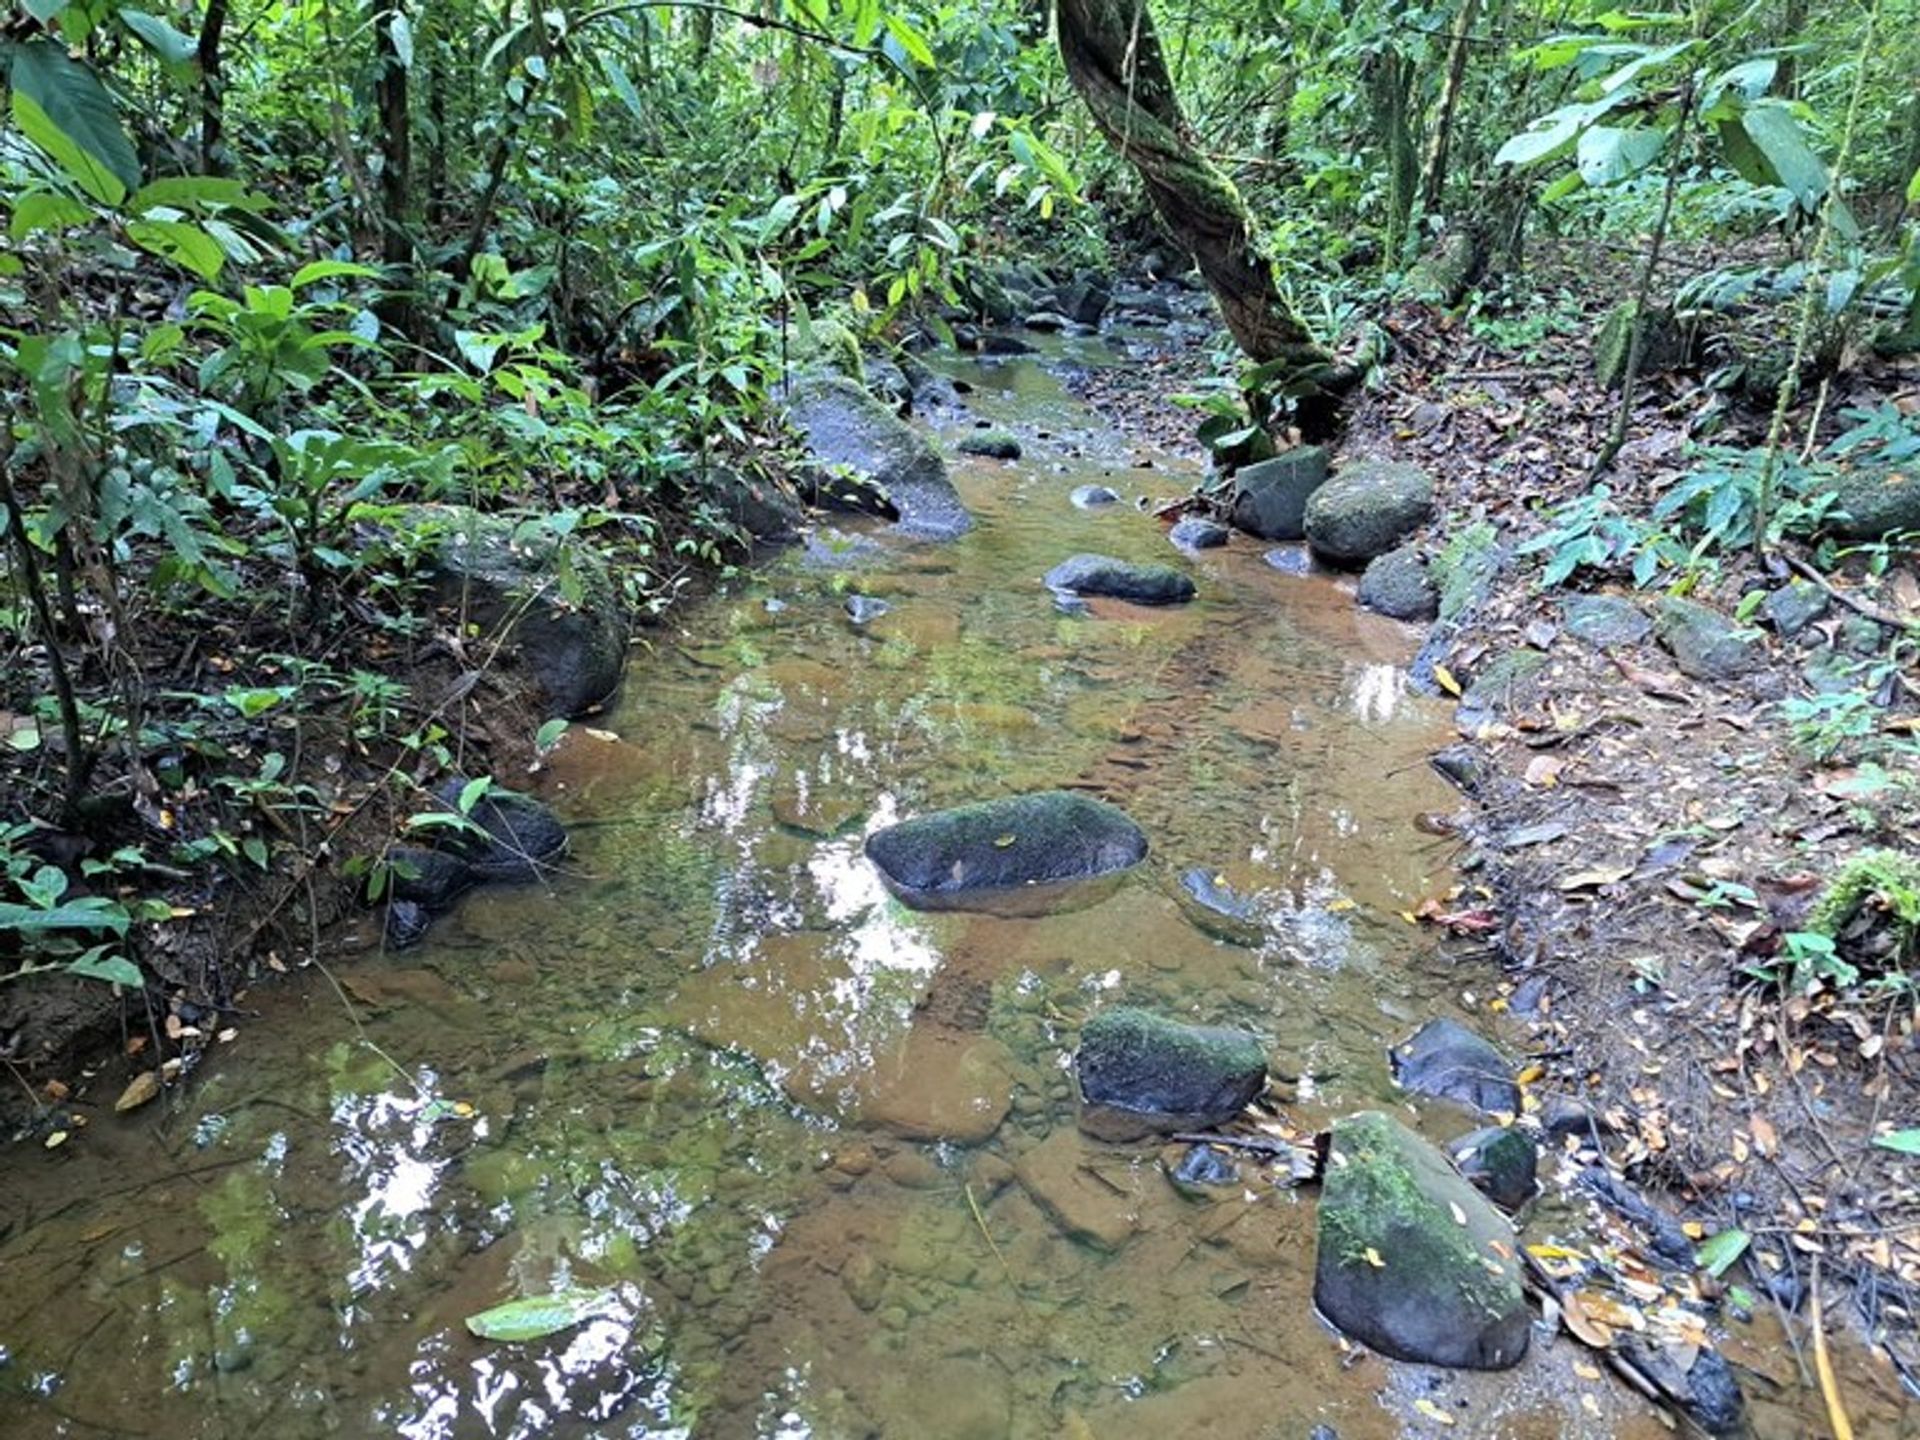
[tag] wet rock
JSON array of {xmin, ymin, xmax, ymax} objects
[
  {"xmin": 905, "ymin": 1359, "xmax": 1011, "ymax": 1440},
  {"xmin": 1174, "ymin": 868, "xmax": 1269, "ymax": 947},
  {"xmin": 1071, "ymin": 484, "xmax": 1122, "ymax": 508},
  {"xmin": 843, "ymin": 595, "xmax": 891, "ymax": 625},
  {"xmin": 1074, "ymin": 1006, "xmax": 1268, "ymax": 1142},
  {"xmin": 1562, "ymin": 594, "xmax": 1651, "ymax": 648},
  {"xmin": 382, "ymin": 898, "xmax": 433, "ymax": 950},
  {"xmin": 1429, "ymin": 744, "xmax": 1489, "ymax": 796},
  {"xmin": 1023, "ymin": 311, "xmax": 1072, "ymax": 333},
  {"xmin": 1168, "ymin": 517, "xmax": 1230, "ymax": 551},
  {"xmin": 404, "ymin": 505, "xmax": 628, "ymax": 718},
  {"xmin": 1653, "ymin": 597, "xmax": 1763, "ymax": 681},
  {"xmin": 1304, "ymin": 461, "xmax": 1435, "ymax": 565},
  {"xmin": 1389, "ymin": 1018, "xmax": 1520, "ymax": 1117},
  {"xmin": 1168, "ymin": 1142, "xmax": 1242, "ymax": 1197},
  {"xmin": 800, "ymin": 527, "xmax": 888, "ymax": 570},
  {"xmin": 981, "ymin": 332, "xmax": 1036, "ymax": 356},
  {"xmin": 1054, "ymin": 277, "xmax": 1111, "ymax": 327},
  {"xmin": 692, "ymin": 462, "xmax": 808, "ymax": 545},
  {"xmin": 381, "ymin": 846, "xmax": 474, "ymax": 909},
  {"xmin": 1621, "ymin": 1338, "xmax": 1746, "ymax": 1436},
  {"xmin": 1014, "ymin": 1127, "xmax": 1145, "ymax": 1251},
  {"xmin": 1448, "ymin": 1126, "xmax": 1538, "ymax": 1210},
  {"xmin": 785, "ymin": 373, "xmax": 972, "ymax": 541},
  {"xmin": 958, "ymin": 428, "xmax": 1022, "ymax": 460},
  {"xmin": 1112, "ymin": 288, "xmax": 1174, "ymax": 320},
  {"xmin": 841, "ymin": 1251, "xmax": 887, "ymax": 1311},
  {"xmin": 1314, "ymin": 1111, "xmax": 1530, "ymax": 1369},
  {"xmin": 431, "ymin": 780, "xmax": 569, "ymax": 883},
  {"xmin": 1762, "ymin": 580, "xmax": 1829, "ymax": 638},
  {"xmin": 859, "ymin": 1033, "xmax": 1015, "ymax": 1145},
  {"xmin": 1044, "ymin": 553, "xmax": 1196, "ymax": 605},
  {"xmin": 865, "ymin": 790, "xmax": 1148, "ymax": 909},
  {"xmin": 1459, "ymin": 649, "xmax": 1548, "ymax": 720},
  {"xmin": 1824, "ymin": 462, "xmax": 1920, "ymax": 541},
  {"xmin": 1801, "ymin": 644, "xmax": 1862, "ymax": 694},
  {"xmin": 1356, "ymin": 545, "xmax": 1438, "ymax": 621},
  {"xmin": 1228, "ymin": 447, "xmax": 1332, "ymax": 541},
  {"xmin": 1263, "ymin": 545, "xmax": 1313, "ymax": 576},
  {"xmin": 865, "ymin": 356, "xmax": 913, "ymax": 415}
]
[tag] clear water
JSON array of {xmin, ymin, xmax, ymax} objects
[{"xmin": 0, "ymin": 342, "xmax": 1897, "ymax": 1439}]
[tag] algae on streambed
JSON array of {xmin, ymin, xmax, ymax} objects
[{"xmin": 0, "ymin": 346, "xmax": 1664, "ymax": 1440}]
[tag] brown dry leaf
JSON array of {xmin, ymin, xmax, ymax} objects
[
  {"xmin": 115, "ymin": 1070, "xmax": 161, "ymax": 1113},
  {"xmin": 1559, "ymin": 863, "xmax": 1634, "ymax": 892},
  {"xmin": 44, "ymin": 1079, "xmax": 69, "ymax": 1101},
  {"xmin": 1562, "ymin": 1290, "xmax": 1617, "ymax": 1348},
  {"xmin": 1524, "ymin": 755, "xmax": 1564, "ymax": 788},
  {"xmin": 1750, "ymin": 1114, "xmax": 1778, "ymax": 1157}
]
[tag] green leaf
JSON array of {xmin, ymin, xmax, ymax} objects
[
  {"xmin": 884, "ymin": 13, "xmax": 936, "ymax": 68},
  {"xmin": 1908, "ymin": 167, "xmax": 1920, "ymax": 207},
  {"xmin": 224, "ymin": 686, "xmax": 292, "ymax": 718},
  {"xmin": 1695, "ymin": 1227, "xmax": 1750, "ymax": 1277},
  {"xmin": 117, "ymin": 8, "xmax": 199, "ymax": 66},
  {"xmin": 8, "ymin": 40, "xmax": 141, "ymax": 205},
  {"xmin": 457, "ymin": 777, "xmax": 492, "ymax": 814},
  {"xmin": 1734, "ymin": 102, "xmax": 1829, "ymax": 206},
  {"xmin": 24, "ymin": 0, "xmax": 72, "ymax": 23},
  {"xmin": 289, "ymin": 259, "xmax": 381, "ymax": 289},
  {"xmin": 464, "ymin": 1289, "xmax": 619, "ymax": 1342},
  {"xmin": 9, "ymin": 190, "xmax": 95, "ymax": 241},
  {"xmin": 126, "ymin": 219, "xmax": 226, "ymax": 282},
  {"xmin": 0, "ymin": 898, "xmax": 132, "ymax": 936},
  {"xmin": 65, "ymin": 951, "xmax": 145, "ymax": 988},
  {"xmin": 1872, "ymin": 1129, "xmax": 1920, "ymax": 1155},
  {"xmin": 242, "ymin": 835, "xmax": 270, "ymax": 869},
  {"xmin": 1575, "ymin": 125, "xmax": 1665, "ymax": 186},
  {"xmin": 1494, "ymin": 98, "xmax": 1621, "ymax": 169},
  {"xmin": 390, "ymin": 12, "xmax": 414, "ymax": 68},
  {"xmin": 534, "ymin": 718, "xmax": 569, "ymax": 753},
  {"xmin": 602, "ymin": 54, "xmax": 644, "ymax": 120},
  {"xmin": 133, "ymin": 176, "xmax": 264, "ymax": 213}
]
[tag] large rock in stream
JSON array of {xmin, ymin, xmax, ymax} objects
[
  {"xmin": 404, "ymin": 505, "xmax": 628, "ymax": 718},
  {"xmin": 865, "ymin": 791, "xmax": 1147, "ymax": 910},
  {"xmin": 1044, "ymin": 554, "xmax": 1196, "ymax": 605},
  {"xmin": 785, "ymin": 373, "xmax": 973, "ymax": 540},
  {"xmin": 1228, "ymin": 447, "xmax": 1331, "ymax": 541},
  {"xmin": 1304, "ymin": 461, "xmax": 1434, "ymax": 565},
  {"xmin": 1074, "ymin": 1006, "xmax": 1268, "ymax": 1141},
  {"xmin": 1314, "ymin": 1111, "xmax": 1531, "ymax": 1369},
  {"xmin": 1390, "ymin": 1017, "xmax": 1520, "ymax": 1117}
]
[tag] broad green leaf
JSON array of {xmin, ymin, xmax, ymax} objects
[
  {"xmin": 133, "ymin": 176, "xmax": 264, "ymax": 213},
  {"xmin": 117, "ymin": 8, "xmax": 199, "ymax": 66},
  {"xmin": 602, "ymin": 55, "xmax": 645, "ymax": 120},
  {"xmin": 1736, "ymin": 102, "xmax": 1828, "ymax": 206},
  {"xmin": 224, "ymin": 686, "xmax": 292, "ymax": 718},
  {"xmin": 1909, "ymin": 167, "xmax": 1920, "ymax": 207},
  {"xmin": 1872, "ymin": 1129, "xmax": 1920, "ymax": 1155},
  {"xmin": 9, "ymin": 190, "xmax": 94, "ymax": 241},
  {"xmin": 66, "ymin": 951, "xmax": 144, "ymax": 987},
  {"xmin": 1494, "ymin": 98, "xmax": 1621, "ymax": 169},
  {"xmin": 884, "ymin": 13, "xmax": 936, "ymax": 68},
  {"xmin": 464, "ymin": 1289, "xmax": 618, "ymax": 1342},
  {"xmin": 25, "ymin": 0, "xmax": 71, "ymax": 22},
  {"xmin": 1709, "ymin": 58, "xmax": 1777, "ymax": 107},
  {"xmin": 1575, "ymin": 125, "xmax": 1665, "ymax": 186},
  {"xmin": 1695, "ymin": 1227, "xmax": 1750, "ymax": 1277},
  {"xmin": 0, "ymin": 899, "xmax": 132, "ymax": 935},
  {"xmin": 457, "ymin": 777, "xmax": 492, "ymax": 814},
  {"xmin": 289, "ymin": 259, "xmax": 381, "ymax": 288},
  {"xmin": 1597, "ymin": 38, "xmax": 1696, "ymax": 95},
  {"xmin": 1540, "ymin": 171, "xmax": 1585, "ymax": 204},
  {"xmin": 127, "ymin": 219, "xmax": 226, "ymax": 282},
  {"xmin": 8, "ymin": 40, "xmax": 141, "ymax": 205},
  {"xmin": 390, "ymin": 13, "xmax": 414, "ymax": 68},
  {"xmin": 1594, "ymin": 9, "xmax": 1689, "ymax": 29},
  {"xmin": 534, "ymin": 718, "xmax": 569, "ymax": 752}
]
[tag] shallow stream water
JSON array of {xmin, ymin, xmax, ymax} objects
[{"xmin": 1, "ymin": 340, "xmax": 1905, "ymax": 1439}]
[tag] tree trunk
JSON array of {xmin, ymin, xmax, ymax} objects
[
  {"xmin": 1418, "ymin": 0, "xmax": 1480, "ymax": 217},
  {"xmin": 197, "ymin": 0, "xmax": 229, "ymax": 173},
  {"xmin": 1777, "ymin": 0, "xmax": 1808, "ymax": 96},
  {"xmin": 373, "ymin": 2, "xmax": 415, "ymax": 333},
  {"xmin": 1055, "ymin": 0, "xmax": 1342, "ymax": 435}
]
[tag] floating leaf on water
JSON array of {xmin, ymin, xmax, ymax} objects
[
  {"xmin": 115, "ymin": 1070, "xmax": 161, "ymax": 1113},
  {"xmin": 1695, "ymin": 1227, "xmax": 1750, "ymax": 1277},
  {"xmin": 465, "ymin": 1288, "xmax": 620, "ymax": 1342},
  {"xmin": 1872, "ymin": 1128, "xmax": 1920, "ymax": 1155}
]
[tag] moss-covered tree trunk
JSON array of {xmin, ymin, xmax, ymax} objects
[{"xmin": 1055, "ymin": 0, "xmax": 1343, "ymax": 435}]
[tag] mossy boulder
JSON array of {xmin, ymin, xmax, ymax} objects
[
  {"xmin": 864, "ymin": 790, "xmax": 1148, "ymax": 910},
  {"xmin": 1653, "ymin": 597, "xmax": 1763, "ymax": 681},
  {"xmin": 792, "ymin": 317, "xmax": 865, "ymax": 382},
  {"xmin": 1228, "ymin": 447, "xmax": 1331, "ymax": 541},
  {"xmin": 404, "ymin": 505, "xmax": 627, "ymax": 718},
  {"xmin": 957, "ymin": 428, "xmax": 1022, "ymax": 460},
  {"xmin": 1314, "ymin": 1111, "xmax": 1530, "ymax": 1369},
  {"xmin": 1074, "ymin": 1007, "xmax": 1268, "ymax": 1142},
  {"xmin": 1449, "ymin": 1126, "xmax": 1538, "ymax": 1210},
  {"xmin": 1389, "ymin": 1018, "xmax": 1520, "ymax": 1117},
  {"xmin": 692, "ymin": 461, "xmax": 807, "ymax": 545},
  {"xmin": 785, "ymin": 373, "xmax": 972, "ymax": 541},
  {"xmin": 1356, "ymin": 544, "xmax": 1438, "ymax": 621},
  {"xmin": 1822, "ymin": 463, "xmax": 1920, "ymax": 542},
  {"xmin": 1304, "ymin": 461, "xmax": 1435, "ymax": 565},
  {"xmin": 1044, "ymin": 554, "xmax": 1196, "ymax": 606}
]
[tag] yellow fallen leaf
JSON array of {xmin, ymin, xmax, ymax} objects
[
  {"xmin": 993, "ymin": 833, "xmax": 1018, "ymax": 848},
  {"xmin": 1326, "ymin": 897, "xmax": 1357, "ymax": 913},
  {"xmin": 1433, "ymin": 664, "xmax": 1463, "ymax": 697},
  {"xmin": 115, "ymin": 1071, "xmax": 161, "ymax": 1114},
  {"xmin": 1364, "ymin": 1247, "xmax": 1386, "ymax": 1268},
  {"xmin": 1414, "ymin": 1398, "xmax": 1456, "ymax": 1426},
  {"xmin": 45, "ymin": 1130, "xmax": 69, "ymax": 1149}
]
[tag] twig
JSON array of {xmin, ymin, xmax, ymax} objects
[
  {"xmin": 1784, "ymin": 555, "xmax": 1914, "ymax": 633},
  {"xmin": 1811, "ymin": 1257, "xmax": 1856, "ymax": 1440}
]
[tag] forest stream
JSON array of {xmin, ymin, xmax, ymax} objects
[{"xmin": 0, "ymin": 339, "xmax": 1887, "ymax": 1439}]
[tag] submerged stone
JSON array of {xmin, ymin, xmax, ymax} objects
[
  {"xmin": 1070, "ymin": 484, "xmax": 1122, "ymax": 508},
  {"xmin": 1174, "ymin": 868, "xmax": 1269, "ymax": 948},
  {"xmin": 1314, "ymin": 1111, "xmax": 1530, "ymax": 1369},
  {"xmin": 432, "ymin": 780, "xmax": 569, "ymax": 883},
  {"xmin": 1169, "ymin": 517, "xmax": 1230, "ymax": 551},
  {"xmin": 1044, "ymin": 553, "xmax": 1196, "ymax": 605},
  {"xmin": 1015, "ymin": 1127, "xmax": 1146, "ymax": 1251},
  {"xmin": 958, "ymin": 428, "xmax": 1022, "ymax": 460},
  {"xmin": 1304, "ymin": 461, "xmax": 1434, "ymax": 565},
  {"xmin": 864, "ymin": 790, "xmax": 1147, "ymax": 909},
  {"xmin": 1389, "ymin": 1017, "xmax": 1520, "ymax": 1117},
  {"xmin": 843, "ymin": 595, "xmax": 891, "ymax": 625},
  {"xmin": 785, "ymin": 372, "xmax": 972, "ymax": 540},
  {"xmin": 1074, "ymin": 1006, "xmax": 1268, "ymax": 1142}
]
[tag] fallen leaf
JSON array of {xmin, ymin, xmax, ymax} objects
[
  {"xmin": 1433, "ymin": 664, "xmax": 1463, "ymax": 697},
  {"xmin": 1559, "ymin": 863, "xmax": 1634, "ymax": 891},
  {"xmin": 465, "ymin": 1288, "xmax": 621, "ymax": 1342},
  {"xmin": 1364, "ymin": 1247, "xmax": 1386, "ymax": 1268},
  {"xmin": 115, "ymin": 1071, "xmax": 161, "ymax": 1113},
  {"xmin": 1413, "ymin": 1398, "xmax": 1456, "ymax": 1426}
]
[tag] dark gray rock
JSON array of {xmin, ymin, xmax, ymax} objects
[
  {"xmin": 1449, "ymin": 1126, "xmax": 1538, "ymax": 1210},
  {"xmin": 864, "ymin": 356, "xmax": 913, "ymax": 414},
  {"xmin": 1621, "ymin": 1338, "xmax": 1746, "ymax": 1436},
  {"xmin": 1314, "ymin": 1111, "xmax": 1530, "ymax": 1370},
  {"xmin": 1174, "ymin": 868, "xmax": 1269, "ymax": 948},
  {"xmin": 407, "ymin": 506, "xmax": 628, "ymax": 719},
  {"xmin": 1112, "ymin": 289, "xmax": 1173, "ymax": 320},
  {"xmin": 844, "ymin": 595, "xmax": 891, "ymax": 625},
  {"xmin": 1356, "ymin": 545, "xmax": 1438, "ymax": 621},
  {"xmin": 1044, "ymin": 553, "xmax": 1195, "ymax": 606},
  {"xmin": 981, "ymin": 333, "xmax": 1037, "ymax": 356},
  {"xmin": 694, "ymin": 462, "xmax": 807, "ymax": 545},
  {"xmin": 381, "ymin": 846, "xmax": 474, "ymax": 910},
  {"xmin": 1023, "ymin": 311, "xmax": 1072, "ymax": 333},
  {"xmin": 1071, "ymin": 484, "xmax": 1122, "ymax": 508},
  {"xmin": 865, "ymin": 790, "xmax": 1148, "ymax": 910},
  {"xmin": 1263, "ymin": 545, "xmax": 1313, "ymax": 576},
  {"xmin": 1653, "ymin": 597, "xmax": 1763, "ymax": 681},
  {"xmin": 1801, "ymin": 644, "xmax": 1862, "ymax": 694},
  {"xmin": 1169, "ymin": 517, "xmax": 1230, "ymax": 551},
  {"xmin": 1759, "ymin": 580, "xmax": 1826, "ymax": 637},
  {"xmin": 1562, "ymin": 594, "xmax": 1652, "ymax": 649},
  {"xmin": 1170, "ymin": 1143, "xmax": 1242, "ymax": 1195},
  {"xmin": 1228, "ymin": 448, "xmax": 1332, "ymax": 540},
  {"xmin": 1389, "ymin": 1018, "xmax": 1520, "ymax": 1116},
  {"xmin": 1824, "ymin": 463, "xmax": 1920, "ymax": 541},
  {"xmin": 958, "ymin": 429, "xmax": 1022, "ymax": 460},
  {"xmin": 383, "ymin": 898, "xmax": 432, "ymax": 950},
  {"xmin": 431, "ymin": 781, "xmax": 568, "ymax": 883},
  {"xmin": 1304, "ymin": 461, "xmax": 1435, "ymax": 565},
  {"xmin": 785, "ymin": 373, "xmax": 972, "ymax": 541},
  {"xmin": 1075, "ymin": 1007, "xmax": 1268, "ymax": 1142},
  {"xmin": 1054, "ymin": 278, "xmax": 1110, "ymax": 327}
]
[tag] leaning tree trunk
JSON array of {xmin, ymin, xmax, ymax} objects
[
  {"xmin": 197, "ymin": 0, "xmax": 228, "ymax": 172},
  {"xmin": 1055, "ymin": 0, "xmax": 1343, "ymax": 435}
]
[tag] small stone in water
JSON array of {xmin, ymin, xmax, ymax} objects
[{"xmin": 844, "ymin": 596, "xmax": 891, "ymax": 625}]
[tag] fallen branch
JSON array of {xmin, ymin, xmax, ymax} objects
[{"xmin": 1811, "ymin": 1257, "xmax": 1856, "ymax": 1440}]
